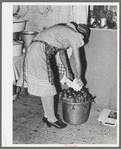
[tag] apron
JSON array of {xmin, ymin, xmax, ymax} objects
[{"xmin": 17, "ymin": 40, "xmax": 64, "ymax": 97}]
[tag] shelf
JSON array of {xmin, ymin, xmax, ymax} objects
[{"xmin": 90, "ymin": 28, "xmax": 117, "ymax": 31}]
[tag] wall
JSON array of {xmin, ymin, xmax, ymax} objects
[
  {"xmin": 22, "ymin": 5, "xmax": 88, "ymax": 32},
  {"xmin": 84, "ymin": 29, "xmax": 117, "ymax": 110}
]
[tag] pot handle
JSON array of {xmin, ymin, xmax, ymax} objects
[
  {"xmin": 71, "ymin": 104, "xmax": 75, "ymax": 111},
  {"xmin": 71, "ymin": 104, "xmax": 88, "ymax": 111},
  {"xmin": 82, "ymin": 105, "xmax": 88, "ymax": 110}
]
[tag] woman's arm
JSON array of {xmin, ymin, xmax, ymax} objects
[
  {"xmin": 71, "ymin": 45, "xmax": 82, "ymax": 79},
  {"xmin": 59, "ymin": 49, "xmax": 73, "ymax": 80}
]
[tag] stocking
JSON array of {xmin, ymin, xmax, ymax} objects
[{"xmin": 41, "ymin": 96, "xmax": 57, "ymax": 122}]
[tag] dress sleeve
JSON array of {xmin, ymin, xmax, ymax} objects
[
  {"xmin": 54, "ymin": 32, "xmax": 64, "ymax": 45},
  {"xmin": 77, "ymin": 34, "xmax": 85, "ymax": 47},
  {"xmin": 70, "ymin": 33, "xmax": 84, "ymax": 48}
]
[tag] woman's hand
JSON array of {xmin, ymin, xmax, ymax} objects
[
  {"xmin": 66, "ymin": 69, "xmax": 74, "ymax": 81},
  {"xmin": 75, "ymin": 78, "xmax": 83, "ymax": 87}
]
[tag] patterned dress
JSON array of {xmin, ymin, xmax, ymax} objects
[{"xmin": 17, "ymin": 25, "xmax": 84, "ymax": 97}]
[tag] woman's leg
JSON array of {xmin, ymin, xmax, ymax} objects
[{"xmin": 41, "ymin": 96, "xmax": 57, "ymax": 122}]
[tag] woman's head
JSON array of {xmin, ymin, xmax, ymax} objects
[{"xmin": 70, "ymin": 22, "xmax": 90, "ymax": 44}]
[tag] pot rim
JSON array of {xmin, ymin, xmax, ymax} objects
[
  {"xmin": 63, "ymin": 100, "xmax": 90, "ymax": 105},
  {"xmin": 13, "ymin": 20, "xmax": 28, "ymax": 23},
  {"xmin": 13, "ymin": 40, "xmax": 24, "ymax": 45},
  {"xmin": 21, "ymin": 31, "xmax": 39, "ymax": 35}
]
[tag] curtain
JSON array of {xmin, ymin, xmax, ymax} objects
[
  {"xmin": 55, "ymin": 5, "xmax": 88, "ymax": 24},
  {"xmin": 72, "ymin": 5, "xmax": 88, "ymax": 24}
]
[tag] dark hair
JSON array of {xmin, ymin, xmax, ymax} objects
[{"xmin": 70, "ymin": 22, "xmax": 90, "ymax": 44}]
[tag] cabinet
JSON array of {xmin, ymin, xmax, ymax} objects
[{"xmin": 13, "ymin": 20, "xmax": 28, "ymax": 100}]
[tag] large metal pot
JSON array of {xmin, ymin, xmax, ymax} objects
[
  {"xmin": 13, "ymin": 20, "xmax": 28, "ymax": 33},
  {"xmin": 21, "ymin": 31, "xmax": 39, "ymax": 49},
  {"xmin": 13, "ymin": 40, "xmax": 23, "ymax": 56},
  {"xmin": 100, "ymin": 18, "xmax": 107, "ymax": 28},
  {"xmin": 21, "ymin": 31, "xmax": 39, "ymax": 42},
  {"xmin": 62, "ymin": 101, "xmax": 91, "ymax": 125}
]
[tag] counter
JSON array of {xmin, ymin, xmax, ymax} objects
[{"xmin": 81, "ymin": 29, "xmax": 117, "ymax": 109}]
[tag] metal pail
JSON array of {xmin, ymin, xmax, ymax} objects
[
  {"xmin": 21, "ymin": 31, "xmax": 39, "ymax": 49},
  {"xmin": 62, "ymin": 101, "xmax": 91, "ymax": 125},
  {"xmin": 100, "ymin": 18, "xmax": 107, "ymax": 28},
  {"xmin": 21, "ymin": 31, "xmax": 39, "ymax": 42}
]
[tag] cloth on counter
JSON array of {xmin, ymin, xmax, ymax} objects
[
  {"xmin": 13, "ymin": 55, "xmax": 24, "ymax": 85},
  {"xmin": 13, "ymin": 64, "xmax": 19, "ymax": 85}
]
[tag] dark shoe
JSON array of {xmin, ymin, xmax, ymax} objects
[
  {"xmin": 56, "ymin": 114, "xmax": 67, "ymax": 127},
  {"xmin": 43, "ymin": 115, "xmax": 67, "ymax": 127},
  {"xmin": 42, "ymin": 116, "xmax": 67, "ymax": 129},
  {"xmin": 43, "ymin": 116, "xmax": 48, "ymax": 123}
]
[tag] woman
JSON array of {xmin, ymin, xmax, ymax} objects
[{"xmin": 18, "ymin": 22, "xmax": 89, "ymax": 129}]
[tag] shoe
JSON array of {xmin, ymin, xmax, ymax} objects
[
  {"xmin": 56, "ymin": 114, "xmax": 67, "ymax": 127},
  {"xmin": 43, "ymin": 115, "xmax": 67, "ymax": 127},
  {"xmin": 42, "ymin": 117, "xmax": 67, "ymax": 129},
  {"xmin": 43, "ymin": 116, "xmax": 48, "ymax": 123}
]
